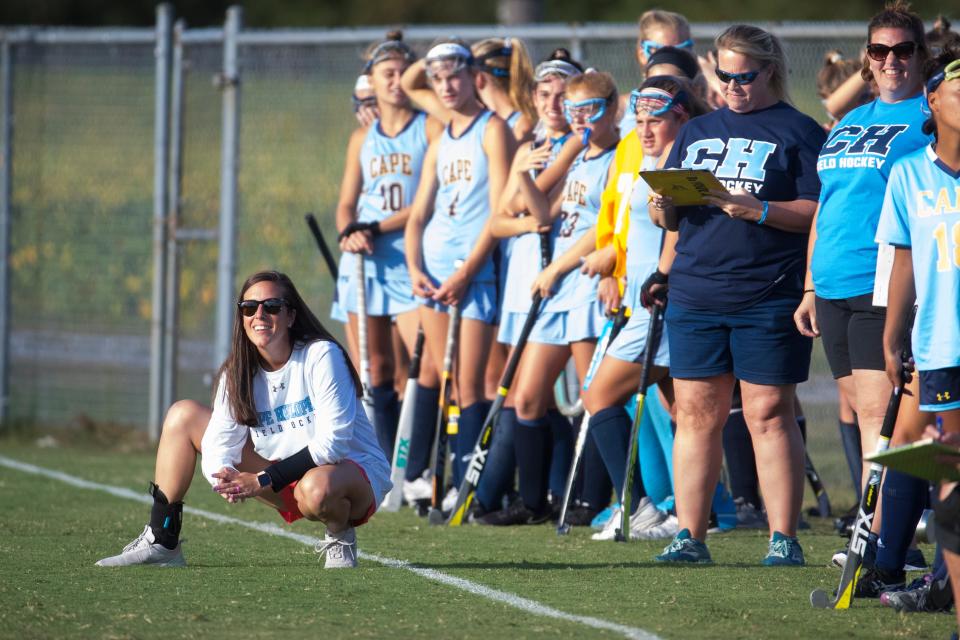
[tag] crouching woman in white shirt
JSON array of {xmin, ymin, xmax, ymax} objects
[{"xmin": 96, "ymin": 270, "xmax": 391, "ymax": 569}]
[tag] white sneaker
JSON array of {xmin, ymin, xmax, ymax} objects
[
  {"xmin": 441, "ymin": 486, "xmax": 459, "ymax": 512},
  {"xmin": 95, "ymin": 525, "xmax": 186, "ymax": 567},
  {"xmin": 632, "ymin": 512, "xmax": 679, "ymax": 540},
  {"xmin": 315, "ymin": 527, "xmax": 358, "ymax": 569},
  {"xmin": 402, "ymin": 477, "xmax": 433, "ymax": 503},
  {"xmin": 591, "ymin": 505, "xmax": 624, "ymax": 540}
]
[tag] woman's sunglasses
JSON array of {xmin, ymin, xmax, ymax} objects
[
  {"xmin": 238, "ymin": 298, "xmax": 287, "ymax": 317},
  {"xmin": 715, "ymin": 67, "xmax": 763, "ymax": 86},
  {"xmin": 865, "ymin": 41, "xmax": 917, "ymax": 62}
]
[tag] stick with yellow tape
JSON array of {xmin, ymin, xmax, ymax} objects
[{"xmin": 446, "ymin": 232, "xmax": 551, "ymax": 526}]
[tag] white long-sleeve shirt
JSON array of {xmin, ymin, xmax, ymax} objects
[{"xmin": 200, "ymin": 340, "xmax": 391, "ymax": 502}]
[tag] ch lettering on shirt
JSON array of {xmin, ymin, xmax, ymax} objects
[
  {"xmin": 817, "ymin": 124, "xmax": 910, "ymax": 171},
  {"xmin": 441, "ymin": 158, "xmax": 472, "ymax": 186},
  {"xmin": 253, "ymin": 396, "xmax": 316, "ymax": 438},
  {"xmin": 369, "ymin": 152, "xmax": 413, "ymax": 178},
  {"xmin": 917, "ymin": 187, "xmax": 960, "ymax": 217},
  {"xmin": 682, "ymin": 137, "xmax": 777, "ymax": 194}
]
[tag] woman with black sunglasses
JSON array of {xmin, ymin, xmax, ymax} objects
[
  {"xmin": 96, "ymin": 271, "xmax": 391, "ymax": 570},
  {"xmin": 648, "ymin": 24, "xmax": 826, "ymax": 566},
  {"xmin": 794, "ymin": 0, "xmax": 934, "ymax": 597}
]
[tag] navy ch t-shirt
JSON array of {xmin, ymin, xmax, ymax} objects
[{"xmin": 664, "ymin": 102, "xmax": 826, "ymax": 312}]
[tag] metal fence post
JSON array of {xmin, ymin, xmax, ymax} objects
[
  {"xmin": 0, "ymin": 35, "xmax": 12, "ymax": 426},
  {"xmin": 162, "ymin": 19, "xmax": 185, "ymax": 414},
  {"xmin": 215, "ymin": 6, "xmax": 242, "ymax": 370},
  {"xmin": 149, "ymin": 4, "xmax": 173, "ymax": 440}
]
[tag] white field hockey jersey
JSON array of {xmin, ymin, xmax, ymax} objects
[{"xmin": 201, "ymin": 340, "xmax": 391, "ymax": 501}]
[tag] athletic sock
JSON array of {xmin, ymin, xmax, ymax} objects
[
  {"xmin": 514, "ymin": 416, "xmax": 551, "ymax": 512},
  {"xmin": 838, "ymin": 419, "xmax": 862, "ymax": 501},
  {"xmin": 547, "ymin": 409, "xmax": 574, "ymax": 499},
  {"xmin": 875, "ymin": 470, "xmax": 930, "ymax": 572},
  {"xmin": 589, "ymin": 406, "xmax": 645, "ymax": 511},
  {"xmin": 404, "ymin": 385, "xmax": 439, "ymax": 482},
  {"xmin": 455, "ymin": 401, "xmax": 489, "ymax": 489},
  {"xmin": 148, "ymin": 482, "xmax": 182, "ymax": 550},
  {"xmin": 578, "ymin": 420, "xmax": 612, "ymax": 511},
  {"xmin": 475, "ymin": 407, "xmax": 517, "ymax": 511},
  {"xmin": 371, "ymin": 383, "xmax": 400, "ymax": 459},
  {"xmin": 721, "ymin": 409, "xmax": 761, "ymax": 506}
]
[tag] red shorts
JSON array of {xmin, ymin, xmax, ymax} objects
[{"xmin": 276, "ymin": 459, "xmax": 377, "ymax": 527}]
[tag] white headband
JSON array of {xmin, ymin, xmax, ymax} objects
[{"xmin": 426, "ymin": 42, "xmax": 473, "ymax": 63}]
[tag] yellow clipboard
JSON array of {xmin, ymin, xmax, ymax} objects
[
  {"xmin": 866, "ymin": 438, "xmax": 960, "ymax": 483},
  {"xmin": 639, "ymin": 169, "xmax": 728, "ymax": 206}
]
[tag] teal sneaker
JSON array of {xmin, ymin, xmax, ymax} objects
[
  {"xmin": 761, "ymin": 531, "xmax": 805, "ymax": 566},
  {"xmin": 654, "ymin": 528, "xmax": 712, "ymax": 564}
]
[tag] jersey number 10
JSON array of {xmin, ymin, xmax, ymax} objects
[
  {"xmin": 933, "ymin": 221, "xmax": 960, "ymax": 272},
  {"xmin": 380, "ymin": 183, "xmax": 403, "ymax": 212}
]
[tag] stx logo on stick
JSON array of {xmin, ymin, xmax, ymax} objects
[{"xmin": 464, "ymin": 447, "xmax": 487, "ymax": 485}]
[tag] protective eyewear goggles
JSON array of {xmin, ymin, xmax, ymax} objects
[
  {"xmin": 629, "ymin": 88, "xmax": 687, "ymax": 117},
  {"xmin": 865, "ymin": 41, "xmax": 917, "ymax": 62},
  {"xmin": 351, "ymin": 94, "xmax": 378, "ymax": 113},
  {"xmin": 238, "ymin": 298, "xmax": 288, "ymax": 317},
  {"xmin": 563, "ymin": 97, "xmax": 608, "ymax": 124},
  {"xmin": 363, "ymin": 40, "xmax": 417, "ymax": 73},
  {"xmin": 534, "ymin": 60, "xmax": 582, "ymax": 82},
  {"xmin": 476, "ymin": 45, "xmax": 512, "ymax": 78},
  {"xmin": 926, "ymin": 58, "xmax": 960, "ymax": 94},
  {"xmin": 715, "ymin": 67, "xmax": 763, "ymax": 86},
  {"xmin": 425, "ymin": 43, "xmax": 474, "ymax": 79},
  {"xmin": 641, "ymin": 38, "xmax": 694, "ymax": 59}
]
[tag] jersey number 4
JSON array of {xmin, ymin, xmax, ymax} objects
[{"xmin": 933, "ymin": 221, "xmax": 960, "ymax": 272}]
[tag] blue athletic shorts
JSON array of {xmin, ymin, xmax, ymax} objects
[
  {"xmin": 919, "ymin": 367, "xmax": 960, "ymax": 413},
  {"xmin": 665, "ymin": 295, "xmax": 811, "ymax": 384},
  {"xmin": 606, "ymin": 304, "xmax": 670, "ymax": 367},
  {"xmin": 521, "ymin": 299, "xmax": 605, "ymax": 346},
  {"xmin": 333, "ymin": 269, "xmax": 418, "ymax": 318},
  {"xmin": 421, "ymin": 280, "xmax": 498, "ymax": 324}
]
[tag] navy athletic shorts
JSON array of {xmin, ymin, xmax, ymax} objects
[
  {"xmin": 919, "ymin": 366, "xmax": 960, "ymax": 413},
  {"xmin": 666, "ymin": 294, "xmax": 811, "ymax": 385}
]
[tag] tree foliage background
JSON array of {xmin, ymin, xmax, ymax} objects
[{"xmin": 0, "ymin": 0, "xmax": 953, "ymax": 27}]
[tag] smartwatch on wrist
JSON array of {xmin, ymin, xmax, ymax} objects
[{"xmin": 256, "ymin": 471, "xmax": 272, "ymax": 490}]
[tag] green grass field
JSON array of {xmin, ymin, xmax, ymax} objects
[{"xmin": 0, "ymin": 430, "xmax": 954, "ymax": 640}]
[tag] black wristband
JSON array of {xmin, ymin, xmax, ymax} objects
[
  {"xmin": 648, "ymin": 269, "xmax": 668, "ymax": 285},
  {"xmin": 338, "ymin": 221, "xmax": 371, "ymax": 241},
  {"xmin": 368, "ymin": 221, "xmax": 382, "ymax": 237},
  {"xmin": 263, "ymin": 447, "xmax": 317, "ymax": 492}
]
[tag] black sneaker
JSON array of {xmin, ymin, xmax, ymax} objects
[
  {"xmin": 464, "ymin": 500, "xmax": 488, "ymax": 524},
  {"xmin": 854, "ymin": 567, "xmax": 907, "ymax": 598},
  {"xmin": 477, "ymin": 498, "xmax": 551, "ymax": 526},
  {"xmin": 564, "ymin": 504, "xmax": 600, "ymax": 527}
]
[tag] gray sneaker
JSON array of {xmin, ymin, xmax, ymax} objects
[
  {"xmin": 734, "ymin": 498, "xmax": 767, "ymax": 529},
  {"xmin": 315, "ymin": 527, "xmax": 358, "ymax": 569},
  {"xmin": 95, "ymin": 525, "xmax": 186, "ymax": 568}
]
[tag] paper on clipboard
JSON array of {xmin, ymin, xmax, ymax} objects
[
  {"xmin": 865, "ymin": 438, "xmax": 960, "ymax": 482},
  {"xmin": 639, "ymin": 169, "xmax": 728, "ymax": 206}
]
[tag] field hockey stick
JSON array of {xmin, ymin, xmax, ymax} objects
[
  {"xmin": 381, "ymin": 326, "xmax": 425, "ymax": 512},
  {"xmin": 615, "ymin": 303, "xmax": 665, "ymax": 543},
  {"xmin": 811, "ymin": 307, "xmax": 915, "ymax": 609},
  {"xmin": 355, "ymin": 257, "xmax": 376, "ymax": 423},
  {"xmin": 305, "ymin": 213, "xmax": 339, "ymax": 281},
  {"xmin": 427, "ymin": 300, "xmax": 462, "ymax": 525},
  {"xmin": 556, "ymin": 306, "xmax": 630, "ymax": 535},
  {"xmin": 804, "ymin": 450, "xmax": 833, "ymax": 518},
  {"xmin": 446, "ymin": 232, "xmax": 552, "ymax": 526}
]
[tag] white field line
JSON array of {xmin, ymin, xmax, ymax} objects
[{"xmin": 0, "ymin": 455, "xmax": 661, "ymax": 640}]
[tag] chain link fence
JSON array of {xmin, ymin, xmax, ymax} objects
[{"xmin": 0, "ymin": 15, "xmax": 870, "ymax": 430}]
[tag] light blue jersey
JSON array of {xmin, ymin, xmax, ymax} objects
[
  {"xmin": 624, "ymin": 154, "xmax": 663, "ymax": 305},
  {"xmin": 358, "ymin": 112, "xmax": 429, "ymax": 280},
  {"xmin": 876, "ymin": 145, "xmax": 960, "ymax": 371},
  {"xmin": 502, "ymin": 133, "xmax": 572, "ymax": 314},
  {"xmin": 812, "ymin": 94, "xmax": 931, "ymax": 299},
  {"xmin": 542, "ymin": 145, "xmax": 616, "ymax": 312},
  {"xmin": 423, "ymin": 110, "xmax": 496, "ymax": 284},
  {"xmin": 505, "ymin": 110, "xmax": 521, "ymax": 130}
]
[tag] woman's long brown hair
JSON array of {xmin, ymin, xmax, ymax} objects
[{"xmin": 214, "ymin": 270, "xmax": 361, "ymax": 426}]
